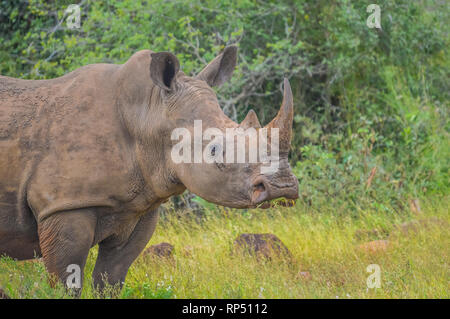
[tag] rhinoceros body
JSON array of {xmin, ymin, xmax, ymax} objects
[
  {"xmin": 1, "ymin": 53, "xmax": 162, "ymax": 260},
  {"xmin": 0, "ymin": 47, "xmax": 298, "ymax": 292}
]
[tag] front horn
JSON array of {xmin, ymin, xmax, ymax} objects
[{"xmin": 265, "ymin": 78, "xmax": 294, "ymax": 153}]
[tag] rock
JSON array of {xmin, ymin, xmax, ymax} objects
[
  {"xmin": 358, "ymin": 240, "xmax": 390, "ymax": 254},
  {"xmin": 295, "ymin": 271, "xmax": 312, "ymax": 281},
  {"xmin": 143, "ymin": 242, "xmax": 174, "ymax": 258},
  {"xmin": 394, "ymin": 217, "xmax": 448, "ymax": 237},
  {"xmin": 398, "ymin": 220, "xmax": 422, "ymax": 235},
  {"xmin": 0, "ymin": 287, "xmax": 10, "ymax": 299},
  {"xmin": 234, "ymin": 233, "xmax": 292, "ymax": 260}
]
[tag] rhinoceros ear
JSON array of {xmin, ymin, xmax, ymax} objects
[
  {"xmin": 196, "ymin": 45, "xmax": 237, "ymax": 87},
  {"xmin": 150, "ymin": 52, "xmax": 180, "ymax": 91}
]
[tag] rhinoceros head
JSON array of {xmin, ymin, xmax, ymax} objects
[{"xmin": 138, "ymin": 46, "xmax": 298, "ymax": 209}]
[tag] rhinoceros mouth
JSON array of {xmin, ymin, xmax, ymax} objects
[{"xmin": 254, "ymin": 198, "xmax": 296, "ymax": 209}]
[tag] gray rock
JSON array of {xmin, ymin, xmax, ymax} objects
[{"xmin": 234, "ymin": 233, "xmax": 292, "ymax": 260}]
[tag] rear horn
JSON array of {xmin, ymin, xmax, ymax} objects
[{"xmin": 239, "ymin": 109, "xmax": 261, "ymax": 129}]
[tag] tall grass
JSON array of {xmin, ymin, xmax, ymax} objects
[{"xmin": 1, "ymin": 195, "xmax": 448, "ymax": 299}]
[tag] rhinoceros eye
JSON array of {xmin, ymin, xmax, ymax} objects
[{"xmin": 209, "ymin": 144, "xmax": 222, "ymax": 157}]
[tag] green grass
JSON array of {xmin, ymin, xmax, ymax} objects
[{"xmin": 1, "ymin": 195, "xmax": 448, "ymax": 299}]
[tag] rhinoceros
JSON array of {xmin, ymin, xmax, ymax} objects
[{"xmin": 0, "ymin": 46, "xmax": 298, "ymax": 292}]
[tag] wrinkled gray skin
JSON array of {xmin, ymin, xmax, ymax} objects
[{"xmin": 0, "ymin": 46, "xmax": 298, "ymax": 293}]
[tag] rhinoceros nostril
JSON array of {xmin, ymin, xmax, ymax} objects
[
  {"xmin": 251, "ymin": 179, "xmax": 269, "ymax": 204},
  {"xmin": 254, "ymin": 182, "xmax": 265, "ymax": 193}
]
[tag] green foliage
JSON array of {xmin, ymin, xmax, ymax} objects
[
  {"xmin": 121, "ymin": 281, "xmax": 174, "ymax": 299},
  {"xmin": 0, "ymin": 0, "xmax": 448, "ymax": 210},
  {"xmin": 191, "ymin": 196, "xmax": 220, "ymax": 214},
  {"xmin": 0, "ymin": 256, "xmax": 69, "ymax": 298}
]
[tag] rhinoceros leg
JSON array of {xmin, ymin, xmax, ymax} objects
[
  {"xmin": 37, "ymin": 209, "xmax": 96, "ymax": 295},
  {"xmin": 92, "ymin": 208, "xmax": 159, "ymax": 291}
]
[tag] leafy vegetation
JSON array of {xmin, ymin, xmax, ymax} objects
[{"xmin": 0, "ymin": 0, "xmax": 448, "ymax": 298}]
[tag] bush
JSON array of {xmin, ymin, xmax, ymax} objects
[{"xmin": 1, "ymin": 0, "xmax": 448, "ymax": 212}]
